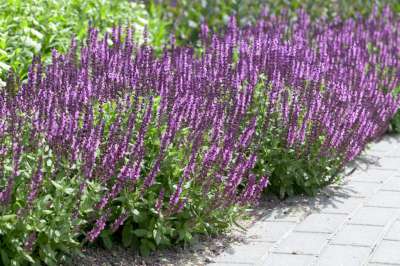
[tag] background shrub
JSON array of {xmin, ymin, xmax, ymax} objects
[
  {"xmin": 145, "ymin": 0, "xmax": 400, "ymax": 46},
  {"xmin": 0, "ymin": 0, "xmax": 150, "ymax": 85}
]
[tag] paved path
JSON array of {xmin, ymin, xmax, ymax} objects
[{"xmin": 209, "ymin": 135, "xmax": 400, "ymax": 266}]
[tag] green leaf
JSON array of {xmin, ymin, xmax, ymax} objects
[
  {"xmin": 0, "ymin": 214, "xmax": 17, "ymax": 222},
  {"xmin": 100, "ymin": 230, "xmax": 113, "ymax": 250},
  {"xmin": 21, "ymin": 251, "xmax": 35, "ymax": 263},
  {"xmin": 0, "ymin": 61, "xmax": 10, "ymax": 71},
  {"xmin": 122, "ymin": 222, "xmax": 133, "ymax": 248},
  {"xmin": 0, "ymin": 249, "xmax": 10, "ymax": 266},
  {"xmin": 29, "ymin": 28, "xmax": 43, "ymax": 39},
  {"xmin": 133, "ymin": 229, "xmax": 148, "ymax": 237},
  {"xmin": 140, "ymin": 239, "xmax": 155, "ymax": 256},
  {"xmin": 139, "ymin": 244, "xmax": 150, "ymax": 257},
  {"xmin": 22, "ymin": 36, "xmax": 41, "ymax": 52},
  {"xmin": 50, "ymin": 180, "xmax": 63, "ymax": 190},
  {"xmin": 153, "ymin": 229, "xmax": 162, "ymax": 245}
]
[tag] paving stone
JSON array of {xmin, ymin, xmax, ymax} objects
[
  {"xmin": 294, "ymin": 213, "xmax": 347, "ymax": 234},
  {"xmin": 214, "ymin": 241, "xmax": 272, "ymax": 264},
  {"xmin": 261, "ymin": 206, "xmax": 309, "ymax": 223},
  {"xmin": 368, "ymin": 137, "xmax": 400, "ymax": 154},
  {"xmin": 350, "ymin": 168, "xmax": 397, "ymax": 183},
  {"xmin": 366, "ymin": 149, "xmax": 392, "ymax": 157},
  {"xmin": 260, "ymin": 253, "xmax": 316, "ymax": 266},
  {"xmin": 273, "ymin": 232, "xmax": 329, "ymax": 255},
  {"xmin": 381, "ymin": 176, "xmax": 400, "ymax": 192},
  {"xmin": 349, "ymin": 206, "xmax": 398, "ymax": 226},
  {"xmin": 389, "ymin": 147, "xmax": 400, "ymax": 157},
  {"xmin": 371, "ymin": 157, "xmax": 400, "ymax": 171},
  {"xmin": 331, "ymin": 224, "xmax": 383, "ymax": 247},
  {"xmin": 366, "ymin": 190, "xmax": 400, "ymax": 209},
  {"xmin": 247, "ymin": 221, "xmax": 296, "ymax": 242},
  {"xmin": 341, "ymin": 181, "xmax": 380, "ymax": 198},
  {"xmin": 383, "ymin": 220, "xmax": 400, "ymax": 241},
  {"xmin": 316, "ymin": 196, "xmax": 363, "ymax": 214},
  {"xmin": 316, "ymin": 245, "xmax": 371, "ymax": 266},
  {"xmin": 370, "ymin": 240, "xmax": 400, "ymax": 264}
]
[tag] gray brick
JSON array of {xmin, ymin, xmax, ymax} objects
[
  {"xmin": 381, "ymin": 176, "xmax": 400, "ymax": 192},
  {"xmin": 214, "ymin": 241, "xmax": 272, "ymax": 264},
  {"xmin": 247, "ymin": 221, "xmax": 296, "ymax": 243},
  {"xmin": 294, "ymin": 213, "xmax": 347, "ymax": 234},
  {"xmin": 349, "ymin": 206, "xmax": 398, "ymax": 226},
  {"xmin": 370, "ymin": 240, "xmax": 400, "ymax": 264},
  {"xmin": 261, "ymin": 206, "xmax": 310, "ymax": 223},
  {"xmin": 317, "ymin": 196, "xmax": 363, "ymax": 215},
  {"xmin": 341, "ymin": 181, "xmax": 380, "ymax": 198},
  {"xmin": 366, "ymin": 190, "xmax": 400, "ymax": 209},
  {"xmin": 383, "ymin": 220, "xmax": 400, "ymax": 241},
  {"xmin": 390, "ymin": 147, "xmax": 400, "ymax": 157},
  {"xmin": 372, "ymin": 157, "xmax": 400, "ymax": 171},
  {"xmin": 273, "ymin": 232, "xmax": 329, "ymax": 255},
  {"xmin": 260, "ymin": 253, "xmax": 316, "ymax": 266},
  {"xmin": 368, "ymin": 137, "xmax": 400, "ymax": 154},
  {"xmin": 350, "ymin": 168, "xmax": 396, "ymax": 183},
  {"xmin": 331, "ymin": 225, "xmax": 383, "ymax": 247},
  {"xmin": 317, "ymin": 245, "xmax": 371, "ymax": 266}
]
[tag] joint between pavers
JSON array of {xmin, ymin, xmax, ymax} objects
[
  {"xmin": 211, "ymin": 260, "xmax": 256, "ymax": 265},
  {"xmin": 270, "ymin": 251, "xmax": 320, "ymax": 256},
  {"xmin": 364, "ymin": 205, "xmax": 400, "ymax": 210},
  {"xmin": 380, "ymin": 189, "xmax": 400, "ymax": 193},
  {"xmin": 260, "ymin": 219, "xmax": 298, "ymax": 224},
  {"xmin": 247, "ymin": 239, "xmax": 280, "ymax": 244},
  {"xmin": 327, "ymin": 243, "xmax": 373, "ymax": 248},
  {"xmin": 368, "ymin": 167, "xmax": 398, "ymax": 171},
  {"xmin": 378, "ymin": 239, "xmax": 400, "ymax": 244},
  {"xmin": 319, "ymin": 210, "xmax": 353, "ymax": 215},
  {"xmin": 292, "ymin": 230, "xmax": 333, "ymax": 235},
  {"xmin": 349, "ymin": 180, "xmax": 386, "ymax": 184},
  {"xmin": 382, "ymin": 237, "xmax": 400, "ymax": 242},
  {"xmin": 347, "ymin": 223, "xmax": 386, "ymax": 227},
  {"xmin": 369, "ymin": 261, "xmax": 400, "ymax": 266}
]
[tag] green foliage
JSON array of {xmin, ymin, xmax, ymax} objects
[
  {"xmin": 147, "ymin": 0, "xmax": 400, "ymax": 45},
  {"xmin": 0, "ymin": 136, "xmax": 90, "ymax": 265},
  {"xmin": 0, "ymin": 0, "xmax": 149, "ymax": 83},
  {"xmin": 250, "ymin": 78, "xmax": 342, "ymax": 199},
  {"xmin": 389, "ymin": 109, "xmax": 400, "ymax": 133},
  {"xmin": 389, "ymin": 86, "xmax": 400, "ymax": 133}
]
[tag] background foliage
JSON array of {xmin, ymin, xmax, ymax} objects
[
  {"xmin": 0, "ymin": 0, "xmax": 150, "ymax": 85},
  {"xmin": 146, "ymin": 0, "xmax": 400, "ymax": 45}
]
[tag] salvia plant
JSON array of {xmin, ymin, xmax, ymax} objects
[{"xmin": 0, "ymin": 6, "xmax": 399, "ymax": 265}]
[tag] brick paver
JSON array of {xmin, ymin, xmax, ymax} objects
[{"xmin": 208, "ymin": 136, "xmax": 400, "ymax": 266}]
